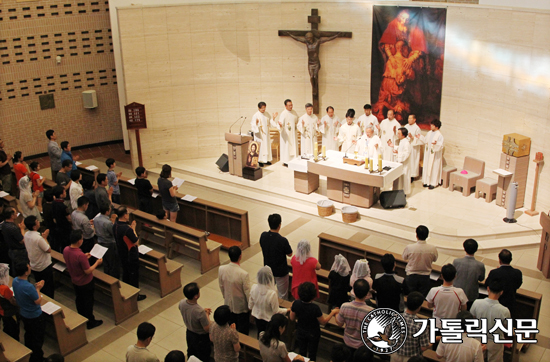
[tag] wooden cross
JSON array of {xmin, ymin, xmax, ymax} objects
[{"xmin": 279, "ymin": 9, "xmax": 352, "ymax": 114}]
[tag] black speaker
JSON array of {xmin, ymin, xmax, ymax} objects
[
  {"xmin": 216, "ymin": 154, "xmax": 229, "ymax": 172},
  {"xmin": 379, "ymin": 190, "xmax": 407, "ymax": 209}
]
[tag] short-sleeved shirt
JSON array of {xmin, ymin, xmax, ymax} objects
[
  {"xmin": 63, "ymin": 246, "xmax": 93, "ymax": 286},
  {"xmin": 210, "ymin": 323, "xmax": 239, "ymax": 362},
  {"xmin": 71, "ymin": 209, "xmax": 95, "ymax": 239},
  {"xmin": 53, "ymin": 199, "xmax": 72, "ymax": 232},
  {"xmin": 12, "ymin": 277, "xmax": 42, "ymax": 319},
  {"xmin": 328, "ymin": 271, "xmax": 351, "ymax": 308},
  {"xmin": 95, "ymin": 186, "xmax": 111, "ymax": 210},
  {"xmin": 158, "ymin": 177, "xmax": 176, "ymax": 205},
  {"xmin": 56, "ymin": 171, "xmax": 71, "ymax": 189},
  {"xmin": 30, "ymin": 172, "xmax": 44, "ymax": 192},
  {"xmin": 94, "ymin": 213, "xmax": 115, "ymax": 245},
  {"xmin": 402, "ymin": 240, "xmax": 438, "ymax": 275},
  {"xmin": 0, "ymin": 149, "xmax": 10, "ymax": 176},
  {"xmin": 373, "ymin": 272, "xmax": 406, "ymax": 312},
  {"xmin": 13, "ymin": 163, "xmax": 28, "ymax": 185},
  {"xmin": 426, "ymin": 286, "xmax": 468, "ymax": 328},
  {"xmin": 290, "ymin": 256, "xmax": 319, "ymax": 300},
  {"xmin": 453, "ymin": 256, "xmax": 486, "ymax": 301},
  {"xmin": 260, "ymin": 231, "xmax": 292, "ymax": 277},
  {"xmin": 396, "ymin": 312, "xmax": 431, "ymax": 357},
  {"xmin": 259, "ymin": 334, "xmax": 288, "ymax": 362},
  {"xmin": 24, "ymin": 230, "xmax": 51, "ymax": 272},
  {"xmin": 436, "ymin": 333, "xmax": 484, "ymax": 362},
  {"xmin": 291, "ymin": 300, "xmax": 322, "ymax": 333},
  {"xmin": 107, "ymin": 170, "xmax": 120, "ymax": 195},
  {"xmin": 178, "ymin": 300, "xmax": 209, "ymax": 335},
  {"xmin": 126, "ymin": 345, "xmax": 160, "ymax": 362},
  {"xmin": 470, "ymin": 298, "xmax": 510, "ymax": 340},
  {"xmin": 0, "ymin": 285, "xmax": 14, "ymax": 316},
  {"xmin": 135, "ymin": 178, "xmax": 153, "ymax": 199},
  {"xmin": 60, "ymin": 151, "xmax": 77, "ymax": 176},
  {"xmin": 336, "ymin": 300, "xmax": 373, "ymax": 349},
  {"xmin": 114, "ymin": 221, "xmax": 138, "ymax": 263},
  {"xmin": 20, "ymin": 192, "xmax": 42, "ymax": 220},
  {"xmin": 2, "ymin": 221, "xmax": 25, "ymax": 250}
]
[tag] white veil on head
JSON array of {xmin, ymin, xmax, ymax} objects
[
  {"xmin": 257, "ymin": 266, "xmax": 277, "ymax": 292},
  {"xmin": 296, "ymin": 239, "xmax": 312, "ymax": 265},
  {"xmin": 352, "ymin": 259, "xmax": 371, "ymax": 279},
  {"xmin": 330, "ymin": 254, "xmax": 351, "ymax": 277},
  {"xmin": 19, "ymin": 175, "xmax": 32, "ymax": 195},
  {"xmin": 0, "ymin": 264, "xmax": 9, "ymax": 286}
]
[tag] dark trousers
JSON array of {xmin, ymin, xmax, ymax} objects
[
  {"xmin": 125, "ymin": 259, "xmax": 139, "ymax": 288},
  {"xmin": 8, "ymin": 249, "xmax": 28, "ymax": 277},
  {"xmin": 112, "ymin": 194, "xmax": 121, "ymax": 204},
  {"xmin": 230, "ymin": 311, "xmax": 250, "ymax": 335},
  {"xmin": 256, "ymin": 318, "xmax": 268, "ymax": 338},
  {"xmin": 296, "ymin": 329, "xmax": 321, "ymax": 361},
  {"xmin": 21, "ymin": 314, "xmax": 45, "ymax": 362},
  {"xmin": 81, "ymin": 237, "xmax": 96, "ymax": 254},
  {"xmin": 74, "ymin": 280, "xmax": 96, "ymax": 327},
  {"xmin": 139, "ymin": 197, "xmax": 153, "ymax": 214},
  {"xmin": 405, "ymin": 274, "xmax": 431, "ymax": 297},
  {"xmin": 186, "ymin": 330, "xmax": 211, "ymax": 362},
  {"xmin": 51, "ymin": 169, "xmax": 59, "ymax": 182},
  {"xmin": 1, "ymin": 314, "xmax": 20, "ymax": 341},
  {"xmin": 33, "ymin": 264, "xmax": 54, "ymax": 298},
  {"xmin": 99, "ymin": 242, "xmax": 120, "ymax": 279}
]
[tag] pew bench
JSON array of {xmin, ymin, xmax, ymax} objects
[
  {"xmin": 238, "ymin": 333, "xmax": 263, "ymax": 362},
  {"xmin": 0, "ymin": 331, "xmax": 31, "ymax": 362},
  {"xmin": 76, "ymin": 163, "xmax": 100, "ymax": 187},
  {"xmin": 139, "ymin": 248, "xmax": 183, "ymax": 297},
  {"xmin": 50, "ymin": 250, "xmax": 140, "ymax": 325}
]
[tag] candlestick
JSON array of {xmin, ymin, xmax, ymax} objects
[
  {"xmin": 369, "ymin": 158, "xmax": 373, "ymax": 172},
  {"xmin": 354, "ymin": 151, "xmax": 358, "ymax": 160},
  {"xmin": 365, "ymin": 157, "xmax": 369, "ymax": 169},
  {"xmin": 322, "ymin": 145, "xmax": 326, "ymax": 158},
  {"xmin": 314, "ymin": 142, "xmax": 318, "ymax": 160},
  {"xmin": 378, "ymin": 157, "xmax": 383, "ymax": 172}
]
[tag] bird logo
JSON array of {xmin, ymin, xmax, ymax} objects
[
  {"xmin": 361, "ymin": 308, "xmax": 408, "ymax": 355},
  {"xmin": 368, "ymin": 316, "xmax": 399, "ymax": 346}
]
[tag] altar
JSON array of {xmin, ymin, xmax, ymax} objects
[{"xmin": 288, "ymin": 150, "xmax": 404, "ymax": 208}]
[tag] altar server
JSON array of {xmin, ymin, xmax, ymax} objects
[
  {"xmin": 422, "ymin": 119, "xmax": 444, "ymax": 189},
  {"xmin": 404, "ymin": 114, "xmax": 423, "ymax": 179},
  {"xmin": 357, "ymin": 104, "xmax": 379, "ymax": 136},
  {"xmin": 379, "ymin": 110, "xmax": 401, "ymax": 161},
  {"xmin": 297, "ymin": 103, "xmax": 319, "ymax": 156},
  {"xmin": 357, "ymin": 126, "xmax": 381, "ymax": 159},
  {"xmin": 319, "ymin": 106, "xmax": 340, "ymax": 151},
  {"xmin": 336, "ymin": 109, "xmax": 361, "ymax": 155},
  {"xmin": 251, "ymin": 102, "xmax": 277, "ymax": 166},
  {"xmin": 273, "ymin": 99, "xmax": 298, "ymax": 165},
  {"xmin": 391, "ymin": 128, "xmax": 412, "ymax": 195}
]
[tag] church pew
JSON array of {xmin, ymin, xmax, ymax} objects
[
  {"xmin": 130, "ymin": 209, "xmax": 222, "ymax": 274},
  {"xmin": 0, "ymin": 193, "xmax": 18, "ymax": 211},
  {"xmin": 118, "ymin": 176, "xmax": 250, "ymax": 250},
  {"xmin": 50, "ymin": 250, "xmax": 140, "ymax": 325},
  {"xmin": 0, "ymin": 331, "xmax": 31, "ymax": 362},
  {"xmin": 138, "ymin": 247, "xmax": 183, "ymax": 297},
  {"xmin": 76, "ymin": 162, "xmax": 100, "ymax": 187},
  {"xmin": 238, "ymin": 333, "xmax": 263, "ymax": 362},
  {"xmin": 317, "ymin": 233, "xmax": 543, "ymax": 321}
]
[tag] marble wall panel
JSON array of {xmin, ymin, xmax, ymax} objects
[
  {"xmin": 118, "ymin": 8, "xmax": 144, "ymax": 40},
  {"xmin": 142, "ymin": 7, "xmax": 167, "ymax": 36},
  {"xmin": 166, "ymin": 6, "xmax": 191, "ymax": 34}
]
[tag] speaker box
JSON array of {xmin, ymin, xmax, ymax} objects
[
  {"xmin": 82, "ymin": 90, "xmax": 98, "ymax": 108},
  {"xmin": 379, "ymin": 190, "xmax": 407, "ymax": 209},
  {"xmin": 216, "ymin": 154, "xmax": 229, "ymax": 172}
]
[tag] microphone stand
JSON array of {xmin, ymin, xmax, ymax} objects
[
  {"xmin": 229, "ymin": 116, "xmax": 243, "ymax": 133},
  {"xmin": 238, "ymin": 117, "xmax": 248, "ymax": 135}
]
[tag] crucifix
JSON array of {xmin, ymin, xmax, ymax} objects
[{"xmin": 279, "ymin": 9, "xmax": 352, "ymax": 114}]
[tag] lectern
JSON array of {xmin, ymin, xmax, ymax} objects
[
  {"xmin": 538, "ymin": 212, "xmax": 550, "ymax": 278},
  {"xmin": 225, "ymin": 133, "xmax": 253, "ymax": 177}
]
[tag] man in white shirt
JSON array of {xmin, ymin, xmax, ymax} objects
[
  {"xmin": 402, "ymin": 225, "xmax": 438, "ymax": 297},
  {"xmin": 404, "ymin": 114, "xmax": 423, "ymax": 180},
  {"xmin": 426, "ymin": 264, "xmax": 468, "ymax": 330},
  {"xmin": 24, "ymin": 215, "xmax": 54, "ymax": 298},
  {"xmin": 422, "ymin": 119, "xmax": 444, "ymax": 189},
  {"xmin": 435, "ymin": 310, "xmax": 484, "ymax": 362},
  {"xmin": 274, "ymin": 99, "xmax": 298, "ymax": 165},
  {"xmin": 379, "ymin": 110, "xmax": 401, "ymax": 161},
  {"xmin": 126, "ymin": 322, "xmax": 160, "ymax": 362},
  {"xmin": 319, "ymin": 106, "xmax": 340, "ymax": 151},
  {"xmin": 69, "ymin": 170, "xmax": 83, "ymax": 211},
  {"xmin": 251, "ymin": 102, "xmax": 278, "ymax": 166},
  {"xmin": 390, "ymin": 128, "xmax": 412, "ymax": 195},
  {"xmin": 297, "ymin": 103, "xmax": 319, "ymax": 156},
  {"xmin": 357, "ymin": 126, "xmax": 381, "ymax": 160},
  {"xmin": 218, "ymin": 246, "xmax": 251, "ymax": 335},
  {"xmin": 357, "ymin": 104, "xmax": 380, "ymax": 136},
  {"xmin": 336, "ymin": 109, "xmax": 361, "ymax": 155}
]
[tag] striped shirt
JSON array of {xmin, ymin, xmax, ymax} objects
[{"xmin": 336, "ymin": 300, "xmax": 373, "ymax": 349}]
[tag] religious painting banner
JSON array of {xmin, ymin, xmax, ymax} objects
[{"xmin": 371, "ymin": 6, "xmax": 447, "ymax": 129}]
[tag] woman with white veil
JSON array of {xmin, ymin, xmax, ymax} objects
[
  {"xmin": 290, "ymin": 239, "xmax": 321, "ymax": 300},
  {"xmin": 249, "ymin": 266, "xmax": 288, "ymax": 337},
  {"xmin": 0, "ymin": 263, "xmax": 20, "ymax": 340},
  {"xmin": 18, "ymin": 176, "xmax": 42, "ymax": 221},
  {"xmin": 350, "ymin": 259, "xmax": 373, "ymax": 301},
  {"xmin": 328, "ymin": 254, "xmax": 352, "ymax": 310}
]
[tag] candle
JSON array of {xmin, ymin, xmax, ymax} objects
[
  {"xmin": 369, "ymin": 158, "xmax": 373, "ymax": 172},
  {"xmin": 314, "ymin": 142, "xmax": 318, "ymax": 160},
  {"xmin": 378, "ymin": 155, "xmax": 383, "ymax": 172},
  {"xmin": 322, "ymin": 145, "xmax": 326, "ymax": 158},
  {"xmin": 365, "ymin": 157, "xmax": 369, "ymax": 169}
]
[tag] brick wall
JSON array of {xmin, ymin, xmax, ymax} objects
[{"xmin": 0, "ymin": 0, "xmax": 123, "ymax": 158}]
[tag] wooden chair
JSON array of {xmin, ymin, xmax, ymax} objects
[
  {"xmin": 269, "ymin": 128, "xmax": 279, "ymax": 160},
  {"xmin": 449, "ymin": 156, "xmax": 485, "ymax": 196}
]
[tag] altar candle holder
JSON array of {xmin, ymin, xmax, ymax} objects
[
  {"xmin": 322, "ymin": 145, "xmax": 326, "ymax": 159},
  {"xmin": 378, "ymin": 154, "xmax": 383, "ymax": 172}
]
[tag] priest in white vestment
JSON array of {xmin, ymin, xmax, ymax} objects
[
  {"xmin": 336, "ymin": 109, "xmax": 361, "ymax": 155},
  {"xmin": 251, "ymin": 101, "xmax": 278, "ymax": 165},
  {"xmin": 421, "ymin": 119, "xmax": 444, "ymax": 189},
  {"xmin": 356, "ymin": 126, "xmax": 381, "ymax": 159},
  {"xmin": 379, "ymin": 110, "xmax": 401, "ymax": 162},
  {"xmin": 390, "ymin": 127, "xmax": 412, "ymax": 195},
  {"xmin": 357, "ymin": 104, "xmax": 380, "ymax": 136},
  {"xmin": 404, "ymin": 114, "xmax": 423, "ymax": 178},
  {"xmin": 273, "ymin": 99, "xmax": 298, "ymax": 164},
  {"xmin": 319, "ymin": 106, "xmax": 340, "ymax": 151},
  {"xmin": 297, "ymin": 103, "xmax": 319, "ymax": 156}
]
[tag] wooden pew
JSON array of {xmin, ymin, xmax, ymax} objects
[
  {"xmin": 0, "ymin": 193, "xmax": 18, "ymax": 211},
  {"xmin": 50, "ymin": 250, "xmax": 140, "ymax": 325},
  {"xmin": 139, "ymin": 247, "xmax": 183, "ymax": 297},
  {"xmin": 118, "ymin": 176, "xmax": 250, "ymax": 250},
  {"xmin": 76, "ymin": 163, "xmax": 100, "ymax": 187},
  {"xmin": 0, "ymin": 331, "xmax": 31, "ymax": 362},
  {"xmin": 238, "ymin": 333, "xmax": 263, "ymax": 362}
]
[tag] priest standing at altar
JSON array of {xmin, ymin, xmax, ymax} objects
[
  {"xmin": 422, "ymin": 119, "xmax": 444, "ymax": 190},
  {"xmin": 319, "ymin": 106, "xmax": 340, "ymax": 151},
  {"xmin": 274, "ymin": 99, "xmax": 298, "ymax": 165},
  {"xmin": 390, "ymin": 127, "xmax": 412, "ymax": 195},
  {"xmin": 335, "ymin": 109, "xmax": 361, "ymax": 155},
  {"xmin": 297, "ymin": 103, "xmax": 318, "ymax": 155},
  {"xmin": 404, "ymin": 114, "xmax": 423, "ymax": 180},
  {"xmin": 379, "ymin": 109, "xmax": 401, "ymax": 161},
  {"xmin": 357, "ymin": 104, "xmax": 380, "ymax": 136},
  {"xmin": 251, "ymin": 102, "xmax": 278, "ymax": 166},
  {"xmin": 357, "ymin": 126, "xmax": 381, "ymax": 159}
]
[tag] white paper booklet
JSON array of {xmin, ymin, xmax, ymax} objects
[
  {"xmin": 138, "ymin": 245, "xmax": 153, "ymax": 254},
  {"xmin": 42, "ymin": 302, "xmax": 61, "ymax": 315},
  {"xmin": 181, "ymin": 195, "xmax": 197, "ymax": 202},
  {"xmin": 127, "ymin": 178, "xmax": 136, "ymax": 185},
  {"xmin": 90, "ymin": 244, "xmax": 108, "ymax": 259},
  {"xmin": 172, "ymin": 177, "xmax": 185, "ymax": 188},
  {"xmin": 85, "ymin": 165, "xmax": 99, "ymax": 171},
  {"xmin": 288, "ymin": 353, "xmax": 309, "ymax": 362},
  {"xmin": 53, "ymin": 263, "xmax": 66, "ymax": 272}
]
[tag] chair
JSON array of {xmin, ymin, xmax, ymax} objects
[
  {"xmin": 475, "ymin": 177, "xmax": 497, "ymax": 203},
  {"xmin": 441, "ymin": 165, "xmax": 457, "ymax": 188},
  {"xmin": 449, "ymin": 156, "xmax": 485, "ymax": 196},
  {"xmin": 269, "ymin": 128, "xmax": 279, "ymax": 160}
]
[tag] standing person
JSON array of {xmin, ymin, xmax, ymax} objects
[
  {"xmin": 179, "ymin": 282, "xmax": 212, "ymax": 362},
  {"xmin": 336, "ymin": 109, "xmax": 361, "ymax": 155},
  {"xmin": 42, "ymin": 190, "xmax": 55, "ymax": 242},
  {"xmin": 13, "ymin": 151, "xmax": 29, "ymax": 187},
  {"xmin": 0, "ymin": 263, "xmax": 19, "ymax": 341},
  {"xmin": 349, "ymin": 259, "xmax": 373, "ymax": 301},
  {"xmin": 372, "ymin": 253, "xmax": 406, "ymax": 313},
  {"xmin": 389, "ymin": 127, "xmax": 412, "ymax": 194},
  {"xmin": 435, "ymin": 311, "xmax": 484, "ymax": 362},
  {"xmin": 471, "ymin": 280, "xmax": 510, "ymax": 362},
  {"xmin": 249, "ymin": 266, "xmax": 288, "ymax": 337},
  {"xmin": 135, "ymin": 167, "xmax": 154, "ymax": 214},
  {"xmin": 60, "ymin": 141, "xmax": 79, "ymax": 178},
  {"xmin": 379, "ymin": 110, "xmax": 401, "ymax": 161},
  {"xmin": 0, "ymin": 138, "xmax": 13, "ymax": 195},
  {"xmin": 260, "ymin": 213, "xmax": 293, "ymax": 299},
  {"xmin": 46, "ymin": 129, "xmax": 62, "ymax": 180},
  {"xmin": 328, "ymin": 254, "xmax": 352, "ymax": 311},
  {"xmin": 290, "ymin": 239, "xmax": 321, "ymax": 300},
  {"xmin": 95, "ymin": 173, "xmax": 113, "ymax": 211},
  {"xmin": 126, "ymin": 322, "xmax": 160, "ymax": 362},
  {"xmin": 82, "ymin": 177, "xmax": 99, "ymax": 220},
  {"xmin": 421, "ymin": 119, "xmax": 444, "ymax": 189},
  {"xmin": 12, "ymin": 262, "xmax": 46, "ymax": 362},
  {"xmin": 453, "ymin": 239, "xmax": 485, "ymax": 310},
  {"xmin": 158, "ymin": 164, "xmax": 179, "ymax": 222},
  {"xmin": 402, "ymin": 225, "xmax": 438, "ymax": 297},
  {"xmin": 18, "ymin": 176, "xmax": 42, "ymax": 221},
  {"xmin": 2, "ymin": 207, "xmax": 28, "ymax": 273},
  {"xmin": 274, "ymin": 99, "xmax": 298, "ymax": 165},
  {"xmin": 71, "ymin": 196, "xmax": 96, "ymax": 254},
  {"xmin": 24, "ymin": 216, "xmax": 54, "ymax": 298},
  {"xmin": 319, "ymin": 106, "xmax": 340, "ymax": 151},
  {"xmin": 28, "ymin": 162, "xmax": 45, "ymax": 212},
  {"xmin": 218, "ymin": 246, "xmax": 251, "ymax": 335},
  {"xmin": 69, "ymin": 170, "xmax": 84, "ymax": 212},
  {"xmin": 106, "ymin": 158, "xmax": 123, "ymax": 205},
  {"xmin": 209, "ymin": 305, "xmax": 240, "ymax": 362},
  {"xmin": 51, "ymin": 186, "xmax": 72, "ymax": 251},
  {"xmin": 297, "ymin": 103, "xmax": 319, "ymax": 156},
  {"xmin": 485, "ymin": 249, "xmax": 522, "ymax": 316},
  {"xmin": 114, "ymin": 207, "xmax": 146, "ymax": 301},
  {"xmin": 93, "ymin": 205, "xmax": 120, "ymax": 279},
  {"xmin": 251, "ymin": 102, "xmax": 277, "ymax": 166},
  {"xmin": 357, "ymin": 104, "xmax": 379, "ymax": 136},
  {"xmin": 357, "ymin": 126, "xmax": 381, "ymax": 160},
  {"xmin": 404, "ymin": 114, "xmax": 423, "ymax": 179},
  {"xmin": 56, "ymin": 160, "xmax": 73, "ymax": 206},
  {"xmin": 63, "ymin": 230, "xmax": 103, "ymax": 329},
  {"xmin": 259, "ymin": 314, "xmax": 304, "ymax": 362}
]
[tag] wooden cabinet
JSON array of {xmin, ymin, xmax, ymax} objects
[{"xmin": 496, "ymin": 153, "xmax": 529, "ymax": 209}]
